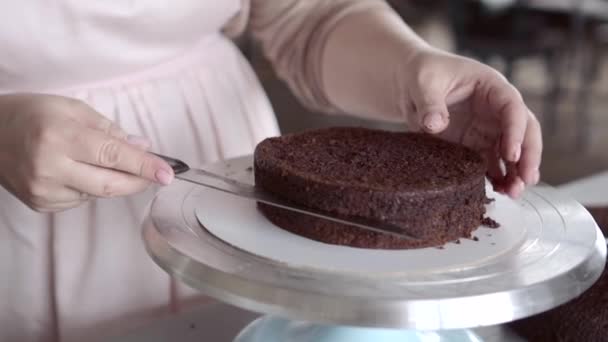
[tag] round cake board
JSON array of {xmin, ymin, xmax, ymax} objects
[
  {"xmin": 143, "ymin": 155, "xmax": 606, "ymax": 337},
  {"xmin": 196, "ymin": 183, "xmax": 524, "ymax": 276}
]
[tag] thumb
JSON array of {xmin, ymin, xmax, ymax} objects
[{"xmin": 411, "ymin": 90, "xmax": 450, "ymax": 134}]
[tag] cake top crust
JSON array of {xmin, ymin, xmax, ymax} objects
[{"xmin": 254, "ymin": 127, "xmax": 486, "ymax": 192}]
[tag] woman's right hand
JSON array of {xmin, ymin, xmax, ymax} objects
[{"xmin": 0, "ymin": 93, "xmax": 175, "ymax": 212}]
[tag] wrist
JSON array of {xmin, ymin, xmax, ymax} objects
[{"xmin": 321, "ymin": 7, "xmax": 436, "ymax": 121}]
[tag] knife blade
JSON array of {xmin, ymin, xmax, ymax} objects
[{"xmin": 154, "ymin": 153, "xmax": 420, "ymax": 241}]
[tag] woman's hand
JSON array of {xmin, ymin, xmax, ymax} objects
[
  {"xmin": 0, "ymin": 93, "xmax": 175, "ymax": 212},
  {"xmin": 318, "ymin": 8, "xmax": 540, "ymax": 198},
  {"xmin": 401, "ymin": 49, "xmax": 542, "ymax": 198}
]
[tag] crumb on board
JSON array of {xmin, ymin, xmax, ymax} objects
[
  {"xmin": 484, "ymin": 197, "xmax": 496, "ymax": 204},
  {"xmin": 454, "ymin": 239, "xmax": 461, "ymax": 244},
  {"xmin": 190, "ymin": 323, "xmax": 196, "ymax": 329},
  {"xmin": 473, "ymin": 236, "xmax": 479, "ymax": 241},
  {"xmin": 482, "ymin": 217, "xmax": 500, "ymax": 228},
  {"xmin": 246, "ymin": 166, "xmax": 253, "ymax": 172}
]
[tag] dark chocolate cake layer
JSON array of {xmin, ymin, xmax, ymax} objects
[
  {"xmin": 254, "ymin": 127, "xmax": 488, "ymax": 249},
  {"xmin": 509, "ymin": 206, "xmax": 608, "ymax": 342}
]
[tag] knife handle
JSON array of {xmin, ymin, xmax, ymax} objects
[{"xmin": 152, "ymin": 153, "xmax": 191, "ymax": 174}]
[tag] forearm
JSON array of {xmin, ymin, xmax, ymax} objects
[{"xmin": 321, "ymin": 7, "xmax": 432, "ymax": 122}]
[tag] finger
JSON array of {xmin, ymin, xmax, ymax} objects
[
  {"xmin": 507, "ymin": 177, "xmax": 526, "ymax": 199},
  {"xmin": 101, "ymin": 120, "xmax": 128, "ymax": 140},
  {"xmin": 22, "ymin": 184, "xmax": 88, "ymax": 212},
  {"xmin": 64, "ymin": 98, "xmax": 153, "ymax": 151},
  {"xmin": 411, "ymin": 85, "xmax": 450, "ymax": 133},
  {"xmin": 503, "ymin": 162, "xmax": 525, "ymax": 198},
  {"xmin": 484, "ymin": 141, "xmax": 506, "ymax": 193},
  {"xmin": 485, "ymin": 149, "xmax": 505, "ymax": 191},
  {"xmin": 483, "ymin": 78, "xmax": 528, "ymax": 163},
  {"xmin": 64, "ymin": 161, "xmax": 151, "ymax": 198},
  {"xmin": 42, "ymin": 186, "xmax": 88, "ymax": 203},
  {"xmin": 126, "ymin": 135, "xmax": 152, "ymax": 150},
  {"xmin": 518, "ymin": 112, "xmax": 543, "ymax": 185},
  {"xmin": 66, "ymin": 127, "xmax": 174, "ymax": 185},
  {"xmin": 35, "ymin": 199, "xmax": 88, "ymax": 213}
]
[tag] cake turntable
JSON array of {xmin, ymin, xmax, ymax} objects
[{"xmin": 142, "ymin": 155, "xmax": 606, "ymax": 342}]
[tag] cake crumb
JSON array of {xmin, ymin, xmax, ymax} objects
[
  {"xmin": 484, "ymin": 197, "xmax": 496, "ymax": 204},
  {"xmin": 246, "ymin": 166, "xmax": 253, "ymax": 172},
  {"xmin": 491, "ymin": 242, "xmax": 496, "ymax": 246},
  {"xmin": 482, "ymin": 217, "xmax": 500, "ymax": 228},
  {"xmin": 473, "ymin": 236, "xmax": 479, "ymax": 241},
  {"xmin": 454, "ymin": 239, "xmax": 461, "ymax": 244},
  {"xmin": 189, "ymin": 323, "xmax": 196, "ymax": 329}
]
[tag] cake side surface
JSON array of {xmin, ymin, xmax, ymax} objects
[{"xmin": 253, "ymin": 127, "xmax": 488, "ymax": 249}]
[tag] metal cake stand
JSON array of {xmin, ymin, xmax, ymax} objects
[{"xmin": 142, "ymin": 156, "xmax": 606, "ymax": 342}]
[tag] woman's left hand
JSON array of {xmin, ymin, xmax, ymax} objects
[{"xmin": 400, "ymin": 48, "xmax": 542, "ymax": 198}]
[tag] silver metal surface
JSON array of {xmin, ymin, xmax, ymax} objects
[{"xmin": 143, "ymin": 156, "xmax": 607, "ymax": 331}]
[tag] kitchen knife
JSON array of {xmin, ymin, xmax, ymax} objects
[{"xmin": 154, "ymin": 153, "xmax": 420, "ymax": 241}]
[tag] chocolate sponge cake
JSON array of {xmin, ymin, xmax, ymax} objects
[{"xmin": 253, "ymin": 127, "xmax": 489, "ymax": 249}]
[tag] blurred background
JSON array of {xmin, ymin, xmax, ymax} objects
[{"xmin": 244, "ymin": 0, "xmax": 608, "ymax": 186}]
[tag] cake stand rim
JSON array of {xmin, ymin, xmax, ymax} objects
[
  {"xmin": 144, "ymin": 218, "xmax": 605, "ymax": 330},
  {"xmin": 142, "ymin": 156, "xmax": 607, "ymax": 330}
]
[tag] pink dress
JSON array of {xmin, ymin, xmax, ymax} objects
[{"xmin": 0, "ymin": 1, "xmax": 390, "ymax": 341}]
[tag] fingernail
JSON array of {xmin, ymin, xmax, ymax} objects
[
  {"xmin": 127, "ymin": 135, "xmax": 151, "ymax": 149},
  {"xmin": 423, "ymin": 113, "xmax": 443, "ymax": 131},
  {"xmin": 155, "ymin": 169, "xmax": 174, "ymax": 185}
]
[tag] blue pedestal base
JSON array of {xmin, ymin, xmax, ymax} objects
[{"xmin": 234, "ymin": 315, "xmax": 483, "ymax": 342}]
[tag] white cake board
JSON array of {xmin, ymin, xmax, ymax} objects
[{"xmin": 196, "ymin": 184, "xmax": 527, "ymax": 276}]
